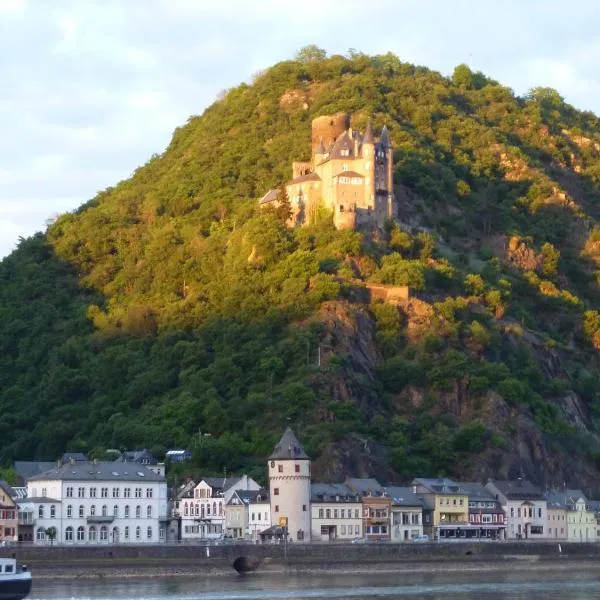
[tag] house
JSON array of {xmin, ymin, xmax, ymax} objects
[
  {"xmin": 165, "ymin": 449, "xmax": 191, "ymax": 463},
  {"xmin": 178, "ymin": 475, "xmax": 260, "ymax": 541},
  {"xmin": 26, "ymin": 460, "xmax": 168, "ymax": 544},
  {"xmin": 248, "ymin": 491, "xmax": 271, "ymax": 541},
  {"xmin": 268, "ymin": 428, "xmax": 311, "ymax": 542},
  {"xmin": 485, "ymin": 479, "xmax": 546, "ymax": 540},
  {"xmin": 225, "ymin": 490, "xmax": 264, "ymax": 539},
  {"xmin": 386, "ymin": 486, "xmax": 424, "ymax": 542},
  {"xmin": 546, "ymin": 490, "xmax": 596, "ymax": 542},
  {"xmin": 0, "ymin": 481, "xmax": 18, "ymax": 544},
  {"xmin": 260, "ymin": 113, "xmax": 395, "ymax": 231},
  {"xmin": 459, "ymin": 482, "xmax": 506, "ymax": 540},
  {"xmin": 310, "ymin": 483, "xmax": 362, "ymax": 541},
  {"xmin": 115, "ymin": 450, "xmax": 165, "ymax": 477},
  {"xmin": 411, "ymin": 478, "xmax": 469, "ymax": 539},
  {"xmin": 361, "ymin": 495, "xmax": 392, "ymax": 541},
  {"xmin": 545, "ymin": 492, "xmax": 569, "ymax": 540}
]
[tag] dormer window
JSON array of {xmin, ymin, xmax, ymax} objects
[{"xmin": 341, "ymin": 149, "xmax": 350, "ymax": 157}]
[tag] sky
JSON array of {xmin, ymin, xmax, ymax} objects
[{"xmin": 2, "ymin": 0, "xmax": 600, "ymax": 258}]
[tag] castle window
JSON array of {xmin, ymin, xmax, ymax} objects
[
  {"xmin": 274, "ymin": 488, "xmax": 279, "ymax": 496},
  {"xmin": 339, "ymin": 205, "xmax": 344, "ymax": 212},
  {"xmin": 275, "ymin": 505, "xmax": 279, "ymax": 513},
  {"xmin": 295, "ymin": 464, "xmax": 300, "ymax": 473},
  {"xmin": 278, "ymin": 465, "xmax": 283, "ymax": 473}
]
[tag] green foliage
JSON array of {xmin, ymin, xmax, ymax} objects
[{"xmin": 373, "ymin": 254, "xmax": 426, "ymax": 289}]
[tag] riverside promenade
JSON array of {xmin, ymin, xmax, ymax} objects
[{"xmin": 2, "ymin": 541, "xmax": 600, "ymax": 579}]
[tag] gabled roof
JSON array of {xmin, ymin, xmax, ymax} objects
[
  {"xmin": 456, "ymin": 482, "xmax": 497, "ymax": 502},
  {"xmin": 199, "ymin": 477, "xmax": 240, "ymax": 493},
  {"xmin": 14, "ymin": 461, "xmax": 56, "ymax": 481},
  {"xmin": 335, "ymin": 171, "xmax": 364, "ymax": 179},
  {"xmin": 488, "ymin": 479, "xmax": 544, "ymax": 500},
  {"xmin": 27, "ymin": 461, "xmax": 165, "ymax": 482},
  {"xmin": 545, "ymin": 489, "xmax": 588, "ymax": 510},
  {"xmin": 344, "ymin": 478, "xmax": 383, "ymax": 496},
  {"xmin": 385, "ymin": 486, "xmax": 423, "ymax": 507},
  {"xmin": 228, "ymin": 489, "xmax": 261, "ymax": 506},
  {"xmin": 412, "ymin": 478, "xmax": 465, "ymax": 495},
  {"xmin": 269, "ymin": 428, "xmax": 309, "ymax": 461},
  {"xmin": 288, "ymin": 172, "xmax": 321, "ymax": 185},
  {"xmin": 259, "ymin": 188, "xmax": 278, "ymax": 204},
  {"xmin": 0, "ymin": 481, "xmax": 17, "ymax": 506},
  {"xmin": 311, "ymin": 482, "xmax": 360, "ymax": 502}
]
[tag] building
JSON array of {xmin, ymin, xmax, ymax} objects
[
  {"xmin": 248, "ymin": 491, "xmax": 271, "ymax": 542},
  {"xmin": 260, "ymin": 113, "xmax": 395, "ymax": 230},
  {"xmin": 13, "ymin": 462, "xmax": 56, "ymax": 486},
  {"xmin": 411, "ymin": 478, "xmax": 469, "ymax": 539},
  {"xmin": 546, "ymin": 490, "xmax": 596, "ymax": 542},
  {"xmin": 310, "ymin": 483, "xmax": 362, "ymax": 541},
  {"xmin": 177, "ymin": 475, "xmax": 260, "ymax": 541},
  {"xmin": 115, "ymin": 450, "xmax": 165, "ymax": 478},
  {"xmin": 361, "ymin": 495, "xmax": 392, "ymax": 541},
  {"xmin": 26, "ymin": 460, "xmax": 168, "ymax": 544},
  {"xmin": 386, "ymin": 486, "xmax": 424, "ymax": 542},
  {"xmin": 459, "ymin": 482, "xmax": 506, "ymax": 540},
  {"xmin": 268, "ymin": 428, "xmax": 311, "ymax": 542},
  {"xmin": 0, "ymin": 481, "xmax": 18, "ymax": 544},
  {"xmin": 485, "ymin": 479, "xmax": 546, "ymax": 540},
  {"xmin": 225, "ymin": 490, "xmax": 262, "ymax": 539},
  {"xmin": 165, "ymin": 450, "xmax": 191, "ymax": 463}
]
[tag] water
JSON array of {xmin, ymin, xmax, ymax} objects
[{"xmin": 27, "ymin": 569, "xmax": 600, "ymax": 599}]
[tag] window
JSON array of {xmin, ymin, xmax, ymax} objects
[
  {"xmin": 90, "ymin": 505, "xmax": 96, "ymax": 516},
  {"xmin": 278, "ymin": 465, "xmax": 283, "ymax": 473},
  {"xmin": 274, "ymin": 488, "xmax": 279, "ymax": 496},
  {"xmin": 66, "ymin": 487, "xmax": 74, "ymax": 498},
  {"xmin": 341, "ymin": 525, "xmax": 346, "ymax": 535},
  {"xmin": 125, "ymin": 505, "xmax": 130, "ymax": 518},
  {"xmin": 295, "ymin": 465, "xmax": 300, "ymax": 473},
  {"xmin": 147, "ymin": 506, "xmax": 152, "ymax": 518},
  {"xmin": 112, "ymin": 488, "xmax": 120, "ymax": 498},
  {"xmin": 275, "ymin": 505, "xmax": 279, "ymax": 513},
  {"xmin": 124, "ymin": 526, "xmax": 129, "ymax": 540},
  {"xmin": 90, "ymin": 487, "xmax": 96, "ymax": 498},
  {"xmin": 341, "ymin": 509, "xmax": 345, "ymax": 518},
  {"xmin": 303, "ymin": 505, "xmax": 307, "ymax": 512},
  {"xmin": 78, "ymin": 487, "xmax": 85, "ymax": 498},
  {"xmin": 50, "ymin": 505, "xmax": 56, "ymax": 518},
  {"xmin": 136, "ymin": 526, "xmax": 141, "ymax": 540},
  {"xmin": 113, "ymin": 505, "xmax": 118, "ymax": 517},
  {"xmin": 517, "ymin": 508, "xmax": 521, "ymax": 518},
  {"xmin": 135, "ymin": 488, "xmax": 142, "ymax": 498},
  {"xmin": 89, "ymin": 527, "xmax": 97, "ymax": 542},
  {"xmin": 207, "ymin": 504, "xmax": 211, "ymax": 516},
  {"xmin": 79, "ymin": 505, "xmax": 84, "ymax": 518},
  {"xmin": 146, "ymin": 488, "xmax": 153, "ymax": 498},
  {"xmin": 67, "ymin": 505, "xmax": 73, "ymax": 518},
  {"xmin": 36, "ymin": 527, "xmax": 45, "ymax": 541},
  {"xmin": 319, "ymin": 509, "xmax": 324, "ymax": 518},
  {"xmin": 77, "ymin": 526, "xmax": 85, "ymax": 541},
  {"xmin": 511, "ymin": 508, "xmax": 514, "ymax": 517},
  {"xmin": 147, "ymin": 527, "xmax": 152, "ymax": 539},
  {"xmin": 42, "ymin": 487, "xmax": 47, "ymax": 497},
  {"xmin": 136, "ymin": 505, "xmax": 141, "ymax": 518},
  {"xmin": 38, "ymin": 505, "xmax": 44, "ymax": 519},
  {"xmin": 102, "ymin": 505, "xmax": 108, "ymax": 517},
  {"xmin": 124, "ymin": 488, "xmax": 131, "ymax": 498},
  {"xmin": 100, "ymin": 526, "xmax": 108, "ymax": 541},
  {"xmin": 538, "ymin": 508, "xmax": 542, "ymax": 518},
  {"xmin": 101, "ymin": 487, "xmax": 108, "ymax": 498}
]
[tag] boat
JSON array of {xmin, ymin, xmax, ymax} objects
[
  {"xmin": 0, "ymin": 557, "xmax": 32, "ymax": 600},
  {"xmin": 233, "ymin": 555, "xmax": 261, "ymax": 574}
]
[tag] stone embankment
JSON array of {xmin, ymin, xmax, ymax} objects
[{"xmin": 2, "ymin": 542, "xmax": 600, "ymax": 580}]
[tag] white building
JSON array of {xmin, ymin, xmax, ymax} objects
[
  {"xmin": 310, "ymin": 483, "xmax": 362, "ymax": 541},
  {"xmin": 546, "ymin": 490, "xmax": 596, "ymax": 542},
  {"xmin": 386, "ymin": 486, "xmax": 424, "ymax": 542},
  {"xmin": 176, "ymin": 475, "xmax": 260, "ymax": 541},
  {"xmin": 268, "ymin": 428, "xmax": 311, "ymax": 542},
  {"xmin": 26, "ymin": 460, "xmax": 168, "ymax": 545},
  {"xmin": 486, "ymin": 479, "xmax": 546, "ymax": 540},
  {"xmin": 248, "ymin": 492, "xmax": 271, "ymax": 541}
]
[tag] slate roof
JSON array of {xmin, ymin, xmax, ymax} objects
[
  {"xmin": 412, "ymin": 478, "xmax": 465, "ymax": 495},
  {"xmin": 200, "ymin": 477, "xmax": 241, "ymax": 493},
  {"xmin": 269, "ymin": 428, "xmax": 309, "ymax": 461},
  {"xmin": 545, "ymin": 489, "xmax": 588, "ymax": 510},
  {"xmin": 311, "ymin": 482, "xmax": 360, "ymax": 502},
  {"xmin": 259, "ymin": 188, "xmax": 278, "ymax": 204},
  {"xmin": 27, "ymin": 461, "xmax": 165, "ymax": 482},
  {"xmin": 14, "ymin": 461, "xmax": 56, "ymax": 482},
  {"xmin": 488, "ymin": 479, "xmax": 544, "ymax": 500},
  {"xmin": 379, "ymin": 125, "xmax": 391, "ymax": 148},
  {"xmin": 344, "ymin": 478, "xmax": 384, "ymax": 496},
  {"xmin": 115, "ymin": 449, "xmax": 158, "ymax": 465},
  {"xmin": 61, "ymin": 452, "xmax": 88, "ymax": 462},
  {"xmin": 228, "ymin": 490, "xmax": 261, "ymax": 506},
  {"xmin": 363, "ymin": 118, "xmax": 374, "ymax": 144},
  {"xmin": 457, "ymin": 482, "xmax": 497, "ymax": 502},
  {"xmin": 288, "ymin": 172, "xmax": 321, "ymax": 185},
  {"xmin": 385, "ymin": 486, "xmax": 424, "ymax": 507},
  {"xmin": 0, "ymin": 481, "xmax": 17, "ymax": 507}
]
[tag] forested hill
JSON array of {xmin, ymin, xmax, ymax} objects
[{"xmin": 2, "ymin": 49, "xmax": 600, "ymax": 488}]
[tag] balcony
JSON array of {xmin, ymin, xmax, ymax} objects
[{"xmin": 86, "ymin": 515, "xmax": 115, "ymax": 524}]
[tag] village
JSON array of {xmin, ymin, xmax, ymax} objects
[{"xmin": 0, "ymin": 428, "xmax": 598, "ymax": 547}]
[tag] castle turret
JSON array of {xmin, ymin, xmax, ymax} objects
[
  {"xmin": 311, "ymin": 113, "xmax": 349, "ymax": 157},
  {"xmin": 268, "ymin": 428, "xmax": 311, "ymax": 542}
]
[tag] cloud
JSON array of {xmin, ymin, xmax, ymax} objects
[{"xmin": 2, "ymin": 0, "xmax": 600, "ymax": 258}]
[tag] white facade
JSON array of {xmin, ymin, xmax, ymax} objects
[
  {"xmin": 311, "ymin": 502, "xmax": 362, "ymax": 541},
  {"xmin": 27, "ymin": 462, "xmax": 167, "ymax": 545},
  {"xmin": 268, "ymin": 428, "xmax": 311, "ymax": 542},
  {"xmin": 391, "ymin": 506, "xmax": 423, "ymax": 542},
  {"xmin": 567, "ymin": 498, "xmax": 596, "ymax": 542},
  {"xmin": 503, "ymin": 500, "xmax": 546, "ymax": 540},
  {"xmin": 248, "ymin": 500, "xmax": 271, "ymax": 541}
]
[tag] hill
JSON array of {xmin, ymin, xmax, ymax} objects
[{"xmin": 1, "ymin": 49, "xmax": 600, "ymax": 488}]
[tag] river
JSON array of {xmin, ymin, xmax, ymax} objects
[{"xmin": 27, "ymin": 568, "xmax": 600, "ymax": 599}]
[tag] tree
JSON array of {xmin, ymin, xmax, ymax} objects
[
  {"xmin": 295, "ymin": 45, "xmax": 327, "ymax": 63},
  {"xmin": 45, "ymin": 526, "xmax": 57, "ymax": 546}
]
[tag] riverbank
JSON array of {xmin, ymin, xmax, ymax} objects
[{"xmin": 3, "ymin": 541, "xmax": 600, "ymax": 580}]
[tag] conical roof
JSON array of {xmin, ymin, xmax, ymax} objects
[
  {"xmin": 316, "ymin": 136, "xmax": 326, "ymax": 154},
  {"xmin": 362, "ymin": 118, "xmax": 375, "ymax": 144},
  {"xmin": 379, "ymin": 125, "xmax": 391, "ymax": 147},
  {"xmin": 269, "ymin": 427, "xmax": 309, "ymax": 460}
]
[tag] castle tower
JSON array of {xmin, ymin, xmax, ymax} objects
[
  {"xmin": 268, "ymin": 427, "xmax": 311, "ymax": 542},
  {"xmin": 380, "ymin": 125, "xmax": 395, "ymax": 222},
  {"xmin": 311, "ymin": 113, "xmax": 349, "ymax": 157}
]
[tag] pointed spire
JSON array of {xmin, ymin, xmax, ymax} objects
[
  {"xmin": 380, "ymin": 124, "xmax": 391, "ymax": 148},
  {"xmin": 363, "ymin": 117, "xmax": 375, "ymax": 144},
  {"xmin": 269, "ymin": 427, "xmax": 309, "ymax": 460}
]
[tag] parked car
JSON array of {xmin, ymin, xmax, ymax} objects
[
  {"xmin": 351, "ymin": 537, "xmax": 369, "ymax": 544},
  {"xmin": 412, "ymin": 534, "xmax": 430, "ymax": 543}
]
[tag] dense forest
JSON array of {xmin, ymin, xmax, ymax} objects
[{"xmin": 1, "ymin": 48, "xmax": 600, "ymax": 488}]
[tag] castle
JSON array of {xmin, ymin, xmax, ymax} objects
[{"xmin": 260, "ymin": 113, "xmax": 395, "ymax": 230}]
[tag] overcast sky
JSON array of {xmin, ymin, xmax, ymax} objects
[{"xmin": 1, "ymin": 0, "xmax": 600, "ymax": 258}]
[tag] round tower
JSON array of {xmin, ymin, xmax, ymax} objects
[
  {"xmin": 268, "ymin": 427, "xmax": 311, "ymax": 542},
  {"xmin": 311, "ymin": 113, "xmax": 350, "ymax": 156}
]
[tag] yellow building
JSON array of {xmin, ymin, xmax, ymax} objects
[
  {"xmin": 261, "ymin": 113, "xmax": 395, "ymax": 230},
  {"xmin": 411, "ymin": 478, "xmax": 469, "ymax": 539}
]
